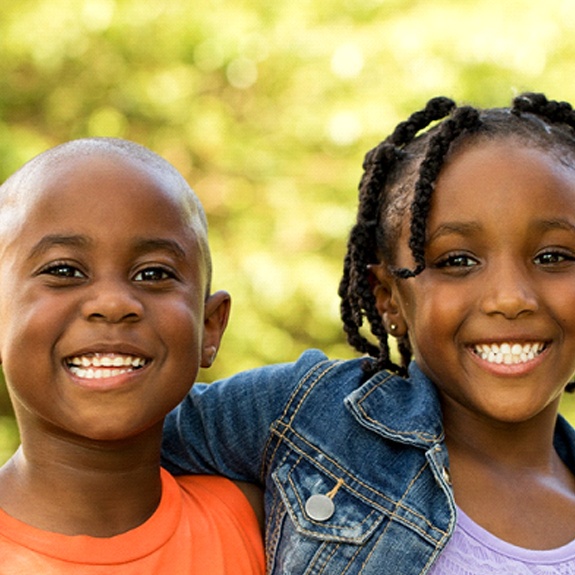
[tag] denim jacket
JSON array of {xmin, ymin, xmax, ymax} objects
[{"xmin": 162, "ymin": 349, "xmax": 575, "ymax": 575}]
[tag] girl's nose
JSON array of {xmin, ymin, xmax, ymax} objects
[
  {"xmin": 479, "ymin": 262, "xmax": 539, "ymax": 319},
  {"xmin": 81, "ymin": 280, "xmax": 144, "ymax": 323}
]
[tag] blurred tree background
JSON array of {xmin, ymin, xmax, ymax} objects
[{"xmin": 2, "ymin": 0, "xmax": 575, "ymax": 461}]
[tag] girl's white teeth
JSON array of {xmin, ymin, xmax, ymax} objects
[
  {"xmin": 474, "ymin": 342, "xmax": 545, "ymax": 365},
  {"xmin": 67, "ymin": 353, "xmax": 146, "ymax": 379}
]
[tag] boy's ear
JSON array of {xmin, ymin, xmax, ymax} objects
[
  {"xmin": 369, "ymin": 264, "xmax": 407, "ymax": 337},
  {"xmin": 200, "ymin": 290, "xmax": 231, "ymax": 368}
]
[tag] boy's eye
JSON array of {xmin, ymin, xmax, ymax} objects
[
  {"xmin": 133, "ymin": 267, "xmax": 176, "ymax": 282},
  {"xmin": 40, "ymin": 263, "xmax": 85, "ymax": 278}
]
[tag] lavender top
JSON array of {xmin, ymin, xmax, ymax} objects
[{"xmin": 428, "ymin": 507, "xmax": 575, "ymax": 574}]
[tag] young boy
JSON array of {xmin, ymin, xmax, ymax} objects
[{"xmin": 0, "ymin": 138, "xmax": 264, "ymax": 573}]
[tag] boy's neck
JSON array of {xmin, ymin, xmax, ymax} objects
[{"xmin": 0, "ymin": 423, "xmax": 165, "ymax": 537}]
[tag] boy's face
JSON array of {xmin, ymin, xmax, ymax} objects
[{"xmin": 0, "ymin": 152, "xmax": 227, "ymax": 441}]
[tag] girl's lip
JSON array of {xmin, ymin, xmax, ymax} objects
[
  {"xmin": 468, "ymin": 341, "xmax": 548, "ymax": 375},
  {"xmin": 471, "ymin": 341, "xmax": 547, "ymax": 364}
]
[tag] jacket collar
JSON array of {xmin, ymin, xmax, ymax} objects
[
  {"xmin": 345, "ymin": 361, "xmax": 445, "ymax": 449},
  {"xmin": 554, "ymin": 415, "xmax": 575, "ymax": 473},
  {"xmin": 346, "ymin": 361, "xmax": 575, "ymax": 463}
]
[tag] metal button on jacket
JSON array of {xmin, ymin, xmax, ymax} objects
[{"xmin": 305, "ymin": 493, "xmax": 335, "ymax": 521}]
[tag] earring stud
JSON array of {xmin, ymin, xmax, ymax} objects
[{"xmin": 389, "ymin": 323, "xmax": 397, "ymax": 332}]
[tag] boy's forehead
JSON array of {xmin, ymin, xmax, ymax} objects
[
  {"xmin": 20, "ymin": 150, "xmax": 183, "ymax": 201},
  {"xmin": 0, "ymin": 144, "xmax": 212, "ymax": 284},
  {"xmin": 3, "ymin": 147, "xmax": 205, "ymax": 230}
]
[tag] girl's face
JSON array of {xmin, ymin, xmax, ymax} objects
[{"xmin": 384, "ymin": 139, "xmax": 575, "ymax": 426}]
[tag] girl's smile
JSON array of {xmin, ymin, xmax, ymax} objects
[
  {"xmin": 471, "ymin": 341, "xmax": 546, "ymax": 366},
  {"xmin": 468, "ymin": 340, "xmax": 548, "ymax": 377}
]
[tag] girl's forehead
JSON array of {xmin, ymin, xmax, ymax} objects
[
  {"xmin": 428, "ymin": 141, "xmax": 575, "ymax": 225},
  {"xmin": 436, "ymin": 138, "xmax": 575, "ymax": 188}
]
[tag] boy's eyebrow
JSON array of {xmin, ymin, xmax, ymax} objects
[
  {"xmin": 28, "ymin": 234, "xmax": 91, "ymax": 258},
  {"xmin": 28, "ymin": 235, "xmax": 188, "ymax": 259}
]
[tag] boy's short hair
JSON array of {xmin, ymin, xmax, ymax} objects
[{"xmin": 0, "ymin": 137, "xmax": 213, "ymax": 292}]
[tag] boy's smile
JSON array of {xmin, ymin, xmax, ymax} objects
[
  {"xmin": 66, "ymin": 352, "xmax": 148, "ymax": 382},
  {"xmin": 65, "ymin": 351, "xmax": 150, "ymax": 391},
  {"xmin": 385, "ymin": 139, "xmax": 575, "ymax": 426},
  {"xmin": 0, "ymin": 151, "xmax": 225, "ymax": 441}
]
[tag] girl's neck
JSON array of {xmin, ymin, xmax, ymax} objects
[
  {"xmin": 442, "ymin": 396, "xmax": 561, "ymax": 470},
  {"xmin": 0, "ymin": 425, "xmax": 164, "ymax": 537},
  {"xmin": 442, "ymin": 398, "xmax": 575, "ymax": 549}
]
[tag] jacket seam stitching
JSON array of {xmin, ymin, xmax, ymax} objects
[
  {"xmin": 273, "ymin": 427, "xmax": 448, "ymax": 541},
  {"xmin": 260, "ymin": 359, "xmax": 342, "ymax": 479}
]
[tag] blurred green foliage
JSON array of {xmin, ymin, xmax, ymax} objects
[{"xmin": 2, "ymin": 0, "xmax": 575, "ymax": 460}]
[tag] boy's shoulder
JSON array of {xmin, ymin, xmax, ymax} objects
[
  {"xmin": 262, "ymin": 348, "xmax": 375, "ymax": 386},
  {"xmin": 171, "ymin": 473, "xmax": 265, "ymax": 572},
  {"xmin": 191, "ymin": 349, "xmax": 366, "ymax": 397}
]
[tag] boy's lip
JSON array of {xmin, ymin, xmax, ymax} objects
[{"xmin": 63, "ymin": 348, "xmax": 151, "ymax": 387}]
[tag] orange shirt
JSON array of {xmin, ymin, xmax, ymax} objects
[{"xmin": 0, "ymin": 469, "xmax": 264, "ymax": 574}]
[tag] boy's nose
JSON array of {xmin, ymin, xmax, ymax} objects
[
  {"xmin": 479, "ymin": 261, "xmax": 539, "ymax": 319},
  {"xmin": 82, "ymin": 280, "xmax": 143, "ymax": 323}
]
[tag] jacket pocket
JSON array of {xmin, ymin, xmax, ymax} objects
[{"xmin": 272, "ymin": 455, "xmax": 384, "ymax": 544}]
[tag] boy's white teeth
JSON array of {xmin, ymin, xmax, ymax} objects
[
  {"xmin": 67, "ymin": 353, "xmax": 146, "ymax": 379},
  {"xmin": 473, "ymin": 342, "xmax": 545, "ymax": 365}
]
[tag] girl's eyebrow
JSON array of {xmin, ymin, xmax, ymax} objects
[
  {"xmin": 427, "ymin": 222, "xmax": 482, "ymax": 243},
  {"xmin": 534, "ymin": 218, "xmax": 575, "ymax": 233},
  {"xmin": 428, "ymin": 218, "xmax": 575, "ymax": 244}
]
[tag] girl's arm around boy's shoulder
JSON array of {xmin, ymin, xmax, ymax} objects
[{"xmin": 161, "ymin": 349, "xmax": 330, "ymax": 483}]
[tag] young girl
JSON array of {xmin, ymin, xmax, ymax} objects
[{"xmin": 162, "ymin": 92, "xmax": 575, "ymax": 574}]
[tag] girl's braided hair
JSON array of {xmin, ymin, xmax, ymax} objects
[{"xmin": 338, "ymin": 92, "xmax": 575, "ymax": 379}]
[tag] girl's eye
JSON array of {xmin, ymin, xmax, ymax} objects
[
  {"xmin": 40, "ymin": 263, "xmax": 85, "ymax": 279},
  {"xmin": 434, "ymin": 253, "xmax": 479, "ymax": 270},
  {"xmin": 534, "ymin": 250, "xmax": 575, "ymax": 266},
  {"xmin": 133, "ymin": 267, "xmax": 176, "ymax": 282}
]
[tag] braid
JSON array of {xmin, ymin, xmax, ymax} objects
[
  {"xmin": 339, "ymin": 97, "xmax": 456, "ymax": 376},
  {"xmin": 339, "ymin": 153, "xmax": 393, "ymax": 362},
  {"xmin": 512, "ymin": 92, "xmax": 575, "ymax": 128},
  {"xmin": 392, "ymin": 106, "xmax": 482, "ymax": 278}
]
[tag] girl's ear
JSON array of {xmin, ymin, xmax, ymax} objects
[
  {"xmin": 200, "ymin": 290, "xmax": 231, "ymax": 368},
  {"xmin": 369, "ymin": 264, "xmax": 407, "ymax": 337}
]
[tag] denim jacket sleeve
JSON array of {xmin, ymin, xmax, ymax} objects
[
  {"xmin": 162, "ymin": 351, "xmax": 464, "ymax": 574},
  {"xmin": 161, "ymin": 349, "xmax": 330, "ymax": 483}
]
